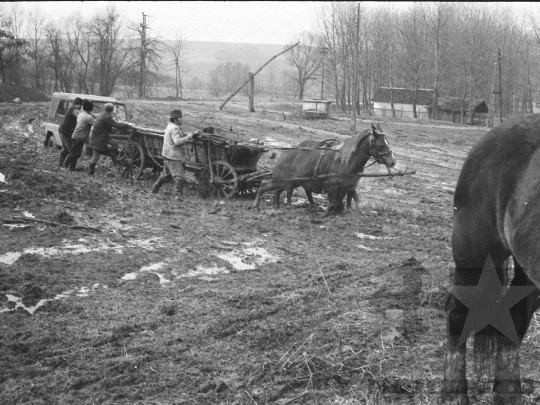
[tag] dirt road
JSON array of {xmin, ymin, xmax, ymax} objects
[{"xmin": 2, "ymin": 101, "xmax": 539, "ymax": 404}]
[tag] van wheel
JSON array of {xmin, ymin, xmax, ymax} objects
[{"xmin": 44, "ymin": 133, "xmax": 54, "ymax": 148}]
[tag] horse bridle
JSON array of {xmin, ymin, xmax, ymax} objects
[{"xmin": 369, "ymin": 132, "xmax": 392, "ymax": 165}]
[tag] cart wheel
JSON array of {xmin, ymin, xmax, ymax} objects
[
  {"xmin": 210, "ymin": 160, "xmax": 238, "ymax": 199},
  {"xmin": 119, "ymin": 142, "xmax": 145, "ymax": 180}
]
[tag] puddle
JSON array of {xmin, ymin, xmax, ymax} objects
[
  {"xmin": 0, "ymin": 238, "xmax": 163, "ymax": 266},
  {"xmin": 23, "ymin": 211, "xmax": 35, "ymax": 218},
  {"xmin": 120, "ymin": 241, "xmax": 280, "ymax": 285},
  {"xmin": 216, "ymin": 246, "xmax": 280, "ymax": 270},
  {"xmin": 354, "ymin": 232, "xmax": 388, "ymax": 240},
  {"xmin": 1, "ymin": 284, "xmax": 107, "ymax": 315},
  {"xmin": 358, "ymin": 244, "xmax": 377, "ymax": 251},
  {"xmin": 0, "ymin": 252, "xmax": 22, "ymax": 265},
  {"xmin": 140, "ymin": 262, "xmax": 170, "ymax": 285},
  {"xmin": 176, "ymin": 265, "xmax": 229, "ymax": 278},
  {"xmin": 3, "ymin": 224, "xmax": 32, "ymax": 229},
  {"xmin": 123, "ymin": 262, "xmax": 171, "ymax": 285}
]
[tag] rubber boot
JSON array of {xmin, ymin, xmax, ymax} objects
[
  {"xmin": 174, "ymin": 179, "xmax": 184, "ymax": 201},
  {"xmin": 87, "ymin": 163, "xmax": 96, "ymax": 176},
  {"xmin": 69, "ymin": 157, "xmax": 80, "ymax": 171},
  {"xmin": 59, "ymin": 152, "xmax": 67, "ymax": 167},
  {"xmin": 151, "ymin": 177, "xmax": 166, "ymax": 194}
]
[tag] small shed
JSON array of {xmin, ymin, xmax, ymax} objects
[
  {"xmin": 427, "ymin": 97, "xmax": 489, "ymax": 125},
  {"xmin": 372, "ymin": 87, "xmax": 434, "ymax": 119},
  {"xmin": 301, "ymin": 99, "xmax": 333, "ymax": 119}
]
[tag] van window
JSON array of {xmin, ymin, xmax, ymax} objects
[{"xmin": 56, "ymin": 100, "xmax": 72, "ymax": 117}]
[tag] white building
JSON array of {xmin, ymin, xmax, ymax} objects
[{"xmin": 372, "ymin": 87, "xmax": 434, "ymax": 119}]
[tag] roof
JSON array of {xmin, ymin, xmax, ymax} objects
[
  {"xmin": 433, "ymin": 97, "xmax": 488, "ymax": 113},
  {"xmin": 51, "ymin": 92, "xmax": 123, "ymax": 104},
  {"xmin": 372, "ymin": 87, "xmax": 435, "ymax": 105}
]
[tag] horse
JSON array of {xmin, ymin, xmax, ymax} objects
[
  {"xmin": 272, "ymin": 138, "xmax": 360, "ymax": 209},
  {"xmin": 253, "ymin": 123, "xmax": 396, "ymax": 217},
  {"xmin": 442, "ymin": 113, "xmax": 540, "ymax": 404}
]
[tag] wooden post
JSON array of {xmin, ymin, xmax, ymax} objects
[
  {"xmin": 219, "ymin": 41, "xmax": 300, "ymax": 111},
  {"xmin": 498, "ymin": 48, "xmax": 503, "ymax": 123},
  {"xmin": 248, "ymin": 73, "xmax": 255, "ymax": 112}
]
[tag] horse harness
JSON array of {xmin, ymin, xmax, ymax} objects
[{"xmin": 311, "ymin": 132, "xmax": 388, "ymax": 179}]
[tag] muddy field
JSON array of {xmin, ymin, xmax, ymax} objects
[{"xmin": 2, "ymin": 99, "xmax": 540, "ymax": 405}]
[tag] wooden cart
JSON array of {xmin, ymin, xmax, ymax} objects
[{"xmin": 116, "ymin": 126, "xmax": 269, "ymax": 199}]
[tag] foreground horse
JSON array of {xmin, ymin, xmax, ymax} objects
[
  {"xmin": 442, "ymin": 114, "xmax": 540, "ymax": 404},
  {"xmin": 273, "ymin": 138, "xmax": 360, "ymax": 209},
  {"xmin": 253, "ymin": 124, "xmax": 396, "ymax": 217}
]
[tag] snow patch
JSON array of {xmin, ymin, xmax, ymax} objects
[{"xmin": 1, "ymin": 284, "xmax": 107, "ymax": 315}]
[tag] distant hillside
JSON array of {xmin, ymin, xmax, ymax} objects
[
  {"xmin": 162, "ymin": 40, "xmax": 291, "ymax": 83},
  {"xmin": 180, "ymin": 40, "xmax": 286, "ymax": 64}
]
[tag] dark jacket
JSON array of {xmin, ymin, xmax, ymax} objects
[
  {"xmin": 89, "ymin": 111, "xmax": 130, "ymax": 151},
  {"xmin": 58, "ymin": 105, "xmax": 80, "ymax": 136}
]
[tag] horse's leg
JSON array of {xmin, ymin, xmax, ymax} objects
[
  {"xmin": 303, "ymin": 187, "xmax": 315, "ymax": 206},
  {"xmin": 346, "ymin": 189, "xmax": 359, "ymax": 209},
  {"xmin": 491, "ymin": 258, "xmax": 540, "ymax": 404},
  {"xmin": 442, "ymin": 207, "xmax": 510, "ymax": 404},
  {"xmin": 322, "ymin": 187, "xmax": 346, "ymax": 218},
  {"xmin": 253, "ymin": 180, "xmax": 289, "ymax": 210},
  {"xmin": 351, "ymin": 190, "xmax": 360, "ymax": 209},
  {"xmin": 273, "ymin": 189, "xmax": 282, "ymax": 208},
  {"xmin": 286, "ymin": 186, "xmax": 293, "ymax": 206},
  {"xmin": 253, "ymin": 180, "xmax": 272, "ymax": 210}
]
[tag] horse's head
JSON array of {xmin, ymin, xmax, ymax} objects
[{"xmin": 370, "ymin": 123, "xmax": 396, "ymax": 169}]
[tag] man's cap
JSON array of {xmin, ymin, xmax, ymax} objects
[
  {"xmin": 170, "ymin": 109, "xmax": 182, "ymax": 119},
  {"xmin": 104, "ymin": 103, "xmax": 115, "ymax": 112},
  {"xmin": 83, "ymin": 99, "xmax": 94, "ymax": 112}
]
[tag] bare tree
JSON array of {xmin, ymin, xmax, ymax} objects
[
  {"xmin": 129, "ymin": 13, "xmax": 163, "ymax": 98},
  {"xmin": 396, "ymin": 4, "xmax": 428, "ymax": 118},
  {"xmin": 209, "ymin": 61, "xmax": 250, "ymax": 96},
  {"xmin": 284, "ymin": 31, "xmax": 321, "ymax": 100},
  {"xmin": 420, "ymin": 2, "xmax": 453, "ymax": 120},
  {"xmin": 26, "ymin": 6, "xmax": 48, "ymax": 93},
  {"xmin": 90, "ymin": 5, "xmax": 130, "ymax": 96},
  {"xmin": 165, "ymin": 31, "xmax": 186, "ymax": 99},
  {"xmin": 68, "ymin": 15, "xmax": 94, "ymax": 94}
]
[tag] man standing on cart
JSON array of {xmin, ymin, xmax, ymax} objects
[{"xmin": 151, "ymin": 109, "xmax": 200, "ymax": 201}]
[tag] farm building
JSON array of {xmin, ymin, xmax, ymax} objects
[
  {"xmin": 427, "ymin": 97, "xmax": 489, "ymax": 125},
  {"xmin": 301, "ymin": 99, "xmax": 333, "ymax": 119},
  {"xmin": 372, "ymin": 87, "xmax": 434, "ymax": 119}
]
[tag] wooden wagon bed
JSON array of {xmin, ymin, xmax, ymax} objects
[{"xmin": 115, "ymin": 125, "xmax": 268, "ymax": 199}]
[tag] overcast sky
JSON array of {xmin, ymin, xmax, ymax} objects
[
  {"xmin": 12, "ymin": 1, "xmax": 540, "ymax": 45},
  {"xmin": 20, "ymin": 1, "xmax": 322, "ymax": 44}
]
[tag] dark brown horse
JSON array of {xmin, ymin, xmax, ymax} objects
[
  {"xmin": 253, "ymin": 124, "xmax": 396, "ymax": 217},
  {"xmin": 442, "ymin": 114, "xmax": 540, "ymax": 404},
  {"xmin": 272, "ymin": 138, "xmax": 360, "ymax": 209}
]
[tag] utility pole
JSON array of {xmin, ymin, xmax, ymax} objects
[
  {"xmin": 498, "ymin": 48, "xmax": 503, "ymax": 123},
  {"xmin": 487, "ymin": 54, "xmax": 497, "ymax": 127},
  {"xmin": 351, "ymin": 3, "xmax": 360, "ymax": 131},
  {"xmin": 139, "ymin": 12, "xmax": 147, "ymax": 99},
  {"xmin": 320, "ymin": 46, "xmax": 328, "ymax": 100}
]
